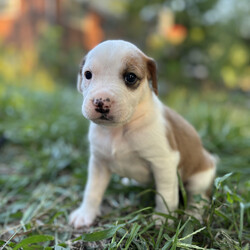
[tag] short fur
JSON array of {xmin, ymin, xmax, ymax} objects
[{"xmin": 70, "ymin": 40, "xmax": 216, "ymax": 228}]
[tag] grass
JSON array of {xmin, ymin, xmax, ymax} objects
[{"xmin": 0, "ymin": 84, "xmax": 250, "ymax": 249}]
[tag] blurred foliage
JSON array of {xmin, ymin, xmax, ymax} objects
[
  {"xmin": 0, "ymin": 0, "xmax": 249, "ymax": 91},
  {"xmin": 119, "ymin": 0, "xmax": 250, "ymax": 91},
  {"xmin": 0, "ymin": 41, "xmax": 55, "ymax": 92},
  {"xmin": 36, "ymin": 24, "xmax": 83, "ymax": 84},
  {"xmin": 0, "ymin": 84, "xmax": 89, "ymax": 181},
  {"xmin": 0, "ymin": 26, "xmax": 82, "ymax": 91}
]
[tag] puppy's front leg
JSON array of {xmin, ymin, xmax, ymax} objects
[
  {"xmin": 152, "ymin": 152, "xmax": 180, "ymax": 220},
  {"xmin": 70, "ymin": 155, "xmax": 111, "ymax": 228}
]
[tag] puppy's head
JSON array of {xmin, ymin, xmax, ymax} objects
[{"xmin": 77, "ymin": 40, "xmax": 157, "ymax": 126}]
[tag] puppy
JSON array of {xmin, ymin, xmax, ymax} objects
[{"xmin": 70, "ymin": 40, "xmax": 216, "ymax": 228}]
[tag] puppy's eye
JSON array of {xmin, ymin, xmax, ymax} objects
[
  {"xmin": 84, "ymin": 71, "xmax": 92, "ymax": 80},
  {"xmin": 124, "ymin": 73, "xmax": 138, "ymax": 86}
]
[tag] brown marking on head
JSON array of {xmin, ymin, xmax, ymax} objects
[
  {"xmin": 164, "ymin": 106, "xmax": 215, "ymax": 183},
  {"xmin": 121, "ymin": 53, "xmax": 158, "ymax": 94},
  {"xmin": 146, "ymin": 58, "xmax": 158, "ymax": 95},
  {"xmin": 122, "ymin": 55, "xmax": 147, "ymax": 79},
  {"xmin": 121, "ymin": 55, "xmax": 146, "ymax": 90}
]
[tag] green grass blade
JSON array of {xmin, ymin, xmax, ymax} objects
[
  {"xmin": 180, "ymin": 220, "xmax": 194, "ymax": 245},
  {"xmin": 13, "ymin": 235, "xmax": 54, "ymax": 250},
  {"xmin": 81, "ymin": 224, "xmax": 125, "ymax": 242},
  {"xmin": 239, "ymin": 202, "xmax": 250, "ymax": 245},
  {"xmin": 138, "ymin": 221, "xmax": 155, "ymax": 235},
  {"xmin": 179, "ymin": 226, "xmax": 206, "ymax": 242},
  {"xmin": 239, "ymin": 202, "xmax": 244, "ymax": 244},
  {"xmin": 238, "ymin": 202, "xmax": 250, "ymax": 243},
  {"xmin": 162, "ymin": 240, "xmax": 173, "ymax": 250},
  {"xmin": 170, "ymin": 220, "xmax": 182, "ymax": 250},
  {"xmin": 214, "ymin": 207, "xmax": 232, "ymax": 221},
  {"xmin": 178, "ymin": 172, "xmax": 187, "ymax": 209},
  {"xmin": 115, "ymin": 230, "xmax": 128, "ymax": 249},
  {"xmin": 124, "ymin": 223, "xmax": 141, "ymax": 250},
  {"xmin": 177, "ymin": 242, "xmax": 208, "ymax": 249},
  {"xmin": 214, "ymin": 173, "xmax": 233, "ymax": 189},
  {"xmin": 54, "ymin": 246, "xmax": 70, "ymax": 250},
  {"xmin": 155, "ymin": 222, "xmax": 165, "ymax": 249}
]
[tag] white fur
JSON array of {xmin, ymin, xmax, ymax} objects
[
  {"xmin": 69, "ymin": 40, "xmax": 212, "ymax": 228},
  {"xmin": 186, "ymin": 167, "xmax": 216, "ymax": 195},
  {"xmin": 184, "ymin": 167, "xmax": 216, "ymax": 222}
]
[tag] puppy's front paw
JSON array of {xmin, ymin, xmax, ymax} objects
[
  {"xmin": 152, "ymin": 214, "xmax": 166, "ymax": 226},
  {"xmin": 69, "ymin": 207, "xmax": 98, "ymax": 229}
]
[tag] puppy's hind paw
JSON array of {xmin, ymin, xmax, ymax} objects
[
  {"xmin": 185, "ymin": 208, "xmax": 203, "ymax": 223},
  {"xmin": 69, "ymin": 207, "xmax": 96, "ymax": 229}
]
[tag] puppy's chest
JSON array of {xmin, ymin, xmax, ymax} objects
[{"xmin": 91, "ymin": 128, "xmax": 152, "ymax": 183}]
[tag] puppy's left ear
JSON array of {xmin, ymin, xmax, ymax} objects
[
  {"xmin": 77, "ymin": 56, "xmax": 86, "ymax": 93},
  {"xmin": 146, "ymin": 58, "xmax": 158, "ymax": 95}
]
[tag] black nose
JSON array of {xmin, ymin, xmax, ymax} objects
[{"xmin": 93, "ymin": 98, "xmax": 110, "ymax": 114}]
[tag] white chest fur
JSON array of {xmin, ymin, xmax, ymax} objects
[{"xmin": 88, "ymin": 123, "xmax": 153, "ymax": 184}]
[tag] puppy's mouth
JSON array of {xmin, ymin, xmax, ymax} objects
[
  {"xmin": 93, "ymin": 114, "xmax": 114, "ymax": 124},
  {"xmin": 100, "ymin": 115, "xmax": 112, "ymax": 121}
]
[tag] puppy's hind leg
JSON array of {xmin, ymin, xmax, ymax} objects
[{"xmin": 185, "ymin": 164, "xmax": 216, "ymax": 221}]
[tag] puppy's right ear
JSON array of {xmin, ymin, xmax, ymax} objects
[{"xmin": 77, "ymin": 57, "xmax": 85, "ymax": 93}]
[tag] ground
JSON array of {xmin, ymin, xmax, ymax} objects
[{"xmin": 0, "ymin": 85, "xmax": 249, "ymax": 249}]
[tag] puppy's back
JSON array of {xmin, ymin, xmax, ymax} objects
[{"xmin": 164, "ymin": 106, "xmax": 215, "ymax": 183}]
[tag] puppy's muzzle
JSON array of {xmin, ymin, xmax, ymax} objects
[{"xmin": 93, "ymin": 97, "xmax": 111, "ymax": 114}]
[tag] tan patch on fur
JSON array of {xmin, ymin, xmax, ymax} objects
[
  {"xmin": 122, "ymin": 54, "xmax": 158, "ymax": 95},
  {"xmin": 146, "ymin": 58, "xmax": 158, "ymax": 95},
  {"xmin": 123, "ymin": 55, "xmax": 146, "ymax": 80},
  {"xmin": 164, "ymin": 106, "xmax": 215, "ymax": 183}
]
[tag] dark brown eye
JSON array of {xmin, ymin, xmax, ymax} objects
[
  {"xmin": 85, "ymin": 71, "xmax": 92, "ymax": 80},
  {"xmin": 124, "ymin": 72, "xmax": 138, "ymax": 86}
]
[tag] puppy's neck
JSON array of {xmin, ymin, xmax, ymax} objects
[{"xmin": 124, "ymin": 89, "xmax": 157, "ymax": 131}]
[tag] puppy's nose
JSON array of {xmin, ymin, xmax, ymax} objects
[{"xmin": 93, "ymin": 98, "xmax": 111, "ymax": 114}]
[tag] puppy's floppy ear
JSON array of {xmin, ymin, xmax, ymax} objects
[
  {"xmin": 77, "ymin": 56, "xmax": 86, "ymax": 93},
  {"xmin": 146, "ymin": 58, "xmax": 158, "ymax": 95}
]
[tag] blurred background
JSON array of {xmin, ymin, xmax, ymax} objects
[
  {"xmin": 0, "ymin": 0, "xmax": 249, "ymax": 92},
  {"xmin": 0, "ymin": 0, "xmax": 249, "ymax": 177},
  {"xmin": 0, "ymin": 1, "xmax": 250, "ymax": 244}
]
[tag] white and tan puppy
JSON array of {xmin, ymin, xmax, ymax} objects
[{"xmin": 70, "ymin": 40, "xmax": 216, "ymax": 228}]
